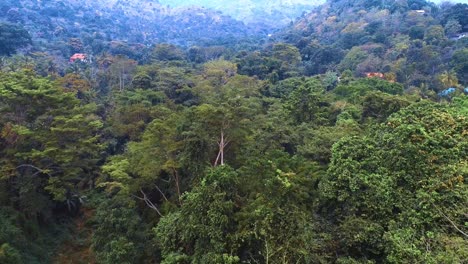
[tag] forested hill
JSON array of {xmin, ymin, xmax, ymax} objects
[
  {"xmin": 0, "ymin": 0, "xmax": 259, "ymax": 55},
  {"xmin": 0, "ymin": 0, "xmax": 467, "ymax": 263},
  {"xmin": 268, "ymin": 0, "xmax": 468, "ymax": 89},
  {"xmin": 158, "ymin": 0, "xmax": 322, "ymax": 28}
]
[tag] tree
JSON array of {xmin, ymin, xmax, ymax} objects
[
  {"xmin": 155, "ymin": 166, "xmax": 240, "ymax": 264},
  {"xmin": 236, "ymin": 51, "xmax": 271, "ymax": 79},
  {"xmin": 424, "ymin": 25, "xmax": 446, "ymax": 45},
  {"xmin": 298, "ymin": 122, "xmax": 361, "ymax": 164},
  {"xmin": 156, "ymin": 155, "xmax": 325, "ymax": 264},
  {"xmin": 91, "ymin": 196, "xmax": 148, "ymax": 264},
  {"xmin": 102, "ymin": 106, "xmax": 185, "ymax": 203},
  {"xmin": 338, "ymin": 47, "xmax": 368, "ymax": 74},
  {"xmin": 0, "ymin": 71, "xmax": 103, "ymax": 209},
  {"xmin": 235, "ymin": 152, "xmax": 324, "ymax": 263},
  {"xmin": 441, "ymin": 4, "xmax": 468, "ymax": 30},
  {"xmin": 334, "ymin": 78, "xmax": 404, "ymax": 102},
  {"xmin": 361, "ymin": 91, "xmax": 412, "ymax": 122},
  {"xmin": 200, "ymin": 60, "xmax": 237, "ymax": 88},
  {"xmin": 444, "ymin": 19, "xmax": 462, "ymax": 36},
  {"xmin": 284, "ymin": 78, "xmax": 331, "ymax": 125},
  {"xmin": 68, "ymin": 38, "xmax": 84, "ymax": 54},
  {"xmin": 271, "ymin": 43, "xmax": 302, "ymax": 79},
  {"xmin": 99, "ymin": 55, "xmax": 137, "ymax": 92},
  {"xmin": 301, "ymin": 44, "xmax": 344, "ymax": 75},
  {"xmin": 438, "ymin": 70, "xmax": 459, "ymax": 89},
  {"xmin": 106, "ymin": 89, "xmax": 165, "ymax": 141},
  {"xmin": 320, "ymin": 98, "xmax": 468, "ymax": 262},
  {"xmin": 451, "ymin": 48, "xmax": 468, "ymax": 85},
  {"xmin": 0, "ymin": 23, "xmax": 31, "ymax": 56},
  {"xmin": 58, "ymin": 73, "xmax": 91, "ymax": 93},
  {"xmin": 151, "ymin": 44, "xmax": 186, "ymax": 62},
  {"xmin": 409, "ymin": 26, "xmax": 425, "ymax": 40}
]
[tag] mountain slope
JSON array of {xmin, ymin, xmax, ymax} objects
[
  {"xmin": 1, "ymin": 0, "xmax": 258, "ymax": 53},
  {"xmin": 158, "ymin": 0, "xmax": 324, "ymax": 27},
  {"xmin": 275, "ymin": 0, "xmax": 468, "ymax": 88}
]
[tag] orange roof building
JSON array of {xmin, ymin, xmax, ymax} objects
[
  {"xmin": 365, "ymin": 72, "xmax": 384, "ymax": 79},
  {"xmin": 70, "ymin": 53, "xmax": 87, "ymax": 62}
]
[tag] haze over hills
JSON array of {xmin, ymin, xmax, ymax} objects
[
  {"xmin": 158, "ymin": 0, "xmax": 325, "ymax": 26},
  {"xmin": 0, "ymin": 0, "xmax": 262, "ymax": 50},
  {"xmin": 158, "ymin": 0, "xmax": 468, "ymax": 24}
]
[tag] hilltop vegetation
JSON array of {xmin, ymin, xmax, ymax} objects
[
  {"xmin": 271, "ymin": 0, "xmax": 468, "ymax": 89},
  {"xmin": 158, "ymin": 0, "xmax": 321, "ymax": 27},
  {"xmin": 1, "ymin": 0, "xmax": 258, "ymax": 55},
  {"xmin": 0, "ymin": 0, "xmax": 467, "ymax": 263}
]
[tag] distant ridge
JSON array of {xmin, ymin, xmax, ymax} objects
[{"xmin": 157, "ymin": 0, "xmax": 325, "ymax": 27}]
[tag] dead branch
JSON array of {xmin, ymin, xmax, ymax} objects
[
  {"xmin": 133, "ymin": 188, "xmax": 162, "ymax": 217},
  {"xmin": 432, "ymin": 203, "xmax": 468, "ymax": 238},
  {"xmin": 16, "ymin": 164, "xmax": 52, "ymax": 177},
  {"xmin": 154, "ymin": 184, "xmax": 169, "ymax": 202}
]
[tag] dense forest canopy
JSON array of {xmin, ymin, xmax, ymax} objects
[
  {"xmin": 157, "ymin": 0, "xmax": 322, "ymax": 27},
  {"xmin": 0, "ymin": 0, "xmax": 467, "ymax": 263}
]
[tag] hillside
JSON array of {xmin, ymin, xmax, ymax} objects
[
  {"xmin": 1, "ymin": 0, "xmax": 259, "ymax": 56},
  {"xmin": 269, "ymin": 0, "xmax": 468, "ymax": 90},
  {"xmin": 158, "ymin": 0, "xmax": 324, "ymax": 27}
]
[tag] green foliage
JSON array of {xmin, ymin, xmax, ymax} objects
[
  {"xmin": 155, "ymin": 166, "xmax": 240, "ymax": 264},
  {"xmin": 236, "ymin": 152, "xmax": 327, "ymax": 263},
  {"xmin": 0, "ymin": 71, "xmax": 104, "ymax": 203},
  {"xmin": 0, "ymin": 206, "xmax": 70, "ymax": 263},
  {"xmin": 334, "ymin": 78, "xmax": 404, "ymax": 102},
  {"xmin": 0, "ymin": 243, "xmax": 22, "ymax": 264},
  {"xmin": 338, "ymin": 47, "xmax": 368, "ymax": 74},
  {"xmin": 321, "ymin": 98, "xmax": 468, "ymax": 262},
  {"xmin": 451, "ymin": 48, "xmax": 468, "ymax": 85},
  {"xmin": 1, "ymin": 1, "xmax": 468, "ymax": 262},
  {"xmin": 0, "ymin": 208, "xmax": 24, "ymax": 264},
  {"xmin": 424, "ymin": 26, "xmax": 446, "ymax": 45},
  {"xmin": 103, "ymin": 106, "xmax": 183, "ymax": 195},
  {"xmin": 236, "ymin": 51, "xmax": 272, "ymax": 79},
  {"xmin": 151, "ymin": 44, "xmax": 186, "ymax": 62},
  {"xmin": 284, "ymin": 78, "xmax": 331, "ymax": 124},
  {"xmin": 0, "ymin": 22, "xmax": 31, "ymax": 55},
  {"xmin": 442, "ymin": 4, "xmax": 468, "ymax": 30},
  {"xmin": 361, "ymin": 92, "xmax": 411, "ymax": 122},
  {"xmin": 156, "ymin": 155, "xmax": 326, "ymax": 263},
  {"xmin": 444, "ymin": 19, "xmax": 462, "ymax": 36},
  {"xmin": 91, "ymin": 195, "xmax": 149, "ymax": 264},
  {"xmin": 271, "ymin": 43, "xmax": 302, "ymax": 79},
  {"xmin": 298, "ymin": 122, "xmax": 361, "ymax": 164},
  {"xmin": 107, "ymin": 89, "xmax": 165, "ymax": 140}
]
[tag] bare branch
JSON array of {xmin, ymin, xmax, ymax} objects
[
  {"xmin": 160, "ymin": 177, "xmax": 171, "ymax": 183},
  {"xmin": 16, "ymin": 164, "xmax": 52, "ymax": 177},
  {"xmin": 432, "ymin": 203, "xmax": 468, "ymax": 238},
  {"xmin": 214, "ymin": 149, "xmax": 222, "ymax": 166},
  {"xmin": 133, "ymin": 189, "xmax": 163, "ymax": 217},
  {"xmin": 171, "ymin": 168, "xmax": 182, "ymax": 206},
  {"xmin": 154, "ymin": 184, "xmax": 169, "ymax": 202}
]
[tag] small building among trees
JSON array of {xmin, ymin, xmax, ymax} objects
[{"xmin": 69, "ymin": 53, "xmax": 87, "ymax": 62}]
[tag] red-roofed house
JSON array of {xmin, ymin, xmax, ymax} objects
[
  {"xmin": 366, "ymin": 72, "xmax": 384, "ymax": 79},
  {"xmin": 70, "ymin": 53, "xmax": 87, "ymax": 63}
]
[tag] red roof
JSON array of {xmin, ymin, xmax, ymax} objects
[
  {"xmin": 70, "ymin": 53, "xmax": 87, "ymax": 62},
  {"xmin": 366, "ymin": 72, "xmax": 384, "ymax": 79}
]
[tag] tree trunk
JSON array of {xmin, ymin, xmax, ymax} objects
[{"xmin": 214, "ymin": 129, "xmax": 229, "ymax": 166}]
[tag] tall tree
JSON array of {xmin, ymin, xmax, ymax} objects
[
  {"xmin": 0, "ymin": 23, "xmax": 31, "ymax": 56},
  {"xmin": 0, "ymin": 70, "xmax": 103, "ymax": 213},
  {"xmin": 320, "ymin": 98, "xmax": 468, "ymax": 263}
]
